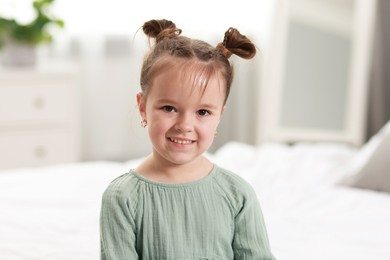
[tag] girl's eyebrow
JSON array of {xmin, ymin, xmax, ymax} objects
[
  {"xmin": 199, "ymin": 103, "xmax": 218, "ymax": 110},
  {"xmin": 156, "ymin": 99, "xmax": 219, "ymax": 110},
  {"xmin": 155, "ymin": 98, "xmax": 176, "ymax": 104}
]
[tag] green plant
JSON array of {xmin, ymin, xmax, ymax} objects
[{"xmin": 0, "ymin": 0, "xmax": 64, "ymax": 49}]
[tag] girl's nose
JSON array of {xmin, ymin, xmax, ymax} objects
[{"xmin": 174, "ymin": 113, "xmax": 193, "ymax": 132}]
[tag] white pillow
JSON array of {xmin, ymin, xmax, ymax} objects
[{"xmin": 343, "ymin": 120, "xmax": 390, "ymax": 193}]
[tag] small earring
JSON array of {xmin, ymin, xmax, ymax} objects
[{"xmin": 141, "ymin": 119, "xmax": 147, "ymax": 128}]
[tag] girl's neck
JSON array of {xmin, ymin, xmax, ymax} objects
[{"xmin": 135, "ymin": 154, "xmax": 213, "ymax": 184}]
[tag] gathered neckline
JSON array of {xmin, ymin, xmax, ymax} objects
[{"xmin": 129, "ymin": 164, "xmax": 218, "ymax": 188}]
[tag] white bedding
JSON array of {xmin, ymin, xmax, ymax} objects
[{"xmin": 1, "ymin": 142, "xmax": 389, "ymax": 260}]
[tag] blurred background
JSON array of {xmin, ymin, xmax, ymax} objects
[{"xmin": 0, "ymin": 0, "xmax": 389, "ymax": 169}]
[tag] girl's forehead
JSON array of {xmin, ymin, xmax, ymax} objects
[{"xmin": 152, "ymin": 65, "xmax": 225, "ymax": 99}]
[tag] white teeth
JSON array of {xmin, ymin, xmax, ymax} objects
[{"xmin": 169, "ymin": 138, "xmax": 192, "ymax": 144}]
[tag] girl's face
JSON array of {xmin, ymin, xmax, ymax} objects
[{"xmin": 137, "ymin": 66, "xmax": 225, "ymax": 167}]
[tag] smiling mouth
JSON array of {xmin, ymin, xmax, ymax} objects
[{"xmin": 168, "ymin": 137, "xmax": 193, "ymax": 144}]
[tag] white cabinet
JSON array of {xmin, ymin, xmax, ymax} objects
[{"xmin": 0, "ymin": 68, "xmax": 80, "ymax": 169}]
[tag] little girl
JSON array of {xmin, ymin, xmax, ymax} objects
[{"xmin": 100, "ymin": 19, "xmax": 275, "ymax": 260}]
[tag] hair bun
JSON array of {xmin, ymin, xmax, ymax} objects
[
  {"xmin": 217, "ymin": 27, "xmax": 256, "ymax": 59},
  {"xmin": 142, "ymin": 19, "xmax": 182, "ymax": 42}
]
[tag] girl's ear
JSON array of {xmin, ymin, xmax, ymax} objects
[{"xmin": 136, "ymin": 92, "xmax": 146, "ymax": 118}]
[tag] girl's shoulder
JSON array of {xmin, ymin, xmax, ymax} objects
[
  {"xmin": 213, "ymin": 165, "xmax": 259, "ymax": 205},
  {"xmin": 102, "ymin": 171, "xmax": 141, "ymax": 203},
  {"xmin": 214, "ymin": 165, "xmax": 254, "ymax": 189}
]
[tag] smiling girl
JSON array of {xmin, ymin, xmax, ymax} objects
[{"xmin": 100, "ymin": 19, "xmax": 275, "ymax": 260}]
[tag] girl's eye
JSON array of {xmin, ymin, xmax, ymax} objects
[
  {"xmin": 161, "ymin": 106, "xmax": 176, "ymax": 112},
  {"xmin": 197, "ymin": 109, "xmax": 210, "ymax": 117}
]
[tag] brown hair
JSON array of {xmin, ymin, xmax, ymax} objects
[{"xmin": 140, "ymin": 19, "xmax": 256, "ymax": 104}]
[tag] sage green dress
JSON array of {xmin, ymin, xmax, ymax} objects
[{"xmin": 100, "ymin": 164, "xmax": 275, "ymax": 260}]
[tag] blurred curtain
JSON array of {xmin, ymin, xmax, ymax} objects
[{"xmin": 366, "ymin": 0, "xmax": 390, "ymax": 139}]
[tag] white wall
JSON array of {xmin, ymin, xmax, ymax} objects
[{"xmin": 52, "ymin": 0, "xmax": 274, "ymax": 47}]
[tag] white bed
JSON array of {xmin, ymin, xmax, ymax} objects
[{"xmin": 1, "ymin": 126, "xmax": 390, "ymax": 259}]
